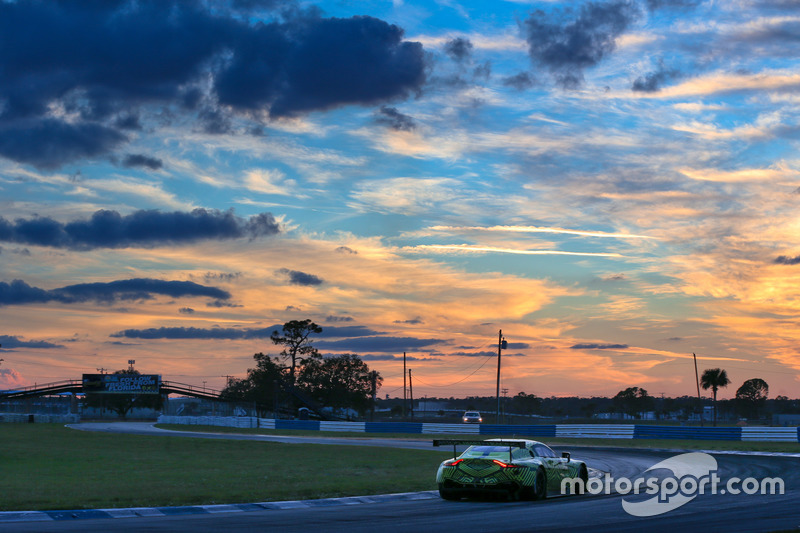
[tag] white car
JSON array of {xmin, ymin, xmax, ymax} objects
[{"xmin": 462, "ymin": 411, "xmax": 482, "ymax": 423}]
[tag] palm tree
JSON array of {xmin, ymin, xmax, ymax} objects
[{"xmin": 701, "ymin": 368, "xmax": 730, "ymax": 426}]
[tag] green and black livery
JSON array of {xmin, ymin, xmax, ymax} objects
[{"xmin": 434, "ymin": 438, "xmax": 588, "ymax": 501}]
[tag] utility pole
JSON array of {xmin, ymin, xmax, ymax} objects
[
  {"xmin": 408, "ymin": 369, "xmax": 414, "ymax": 420},
  {"xmin": 693, "ymin": 353, "xmax": 703, "ymax": 427},
  {"xmin": 403, "ymin": 352, "xmax": 407, "ymax": 419},
  {"xmin": 496, "ymin": 330, "xmax": 507, "ymax": 423}
]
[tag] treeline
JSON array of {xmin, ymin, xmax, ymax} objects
[{"xmin": 379, "ymin": 390, "xmax": 800, "ymax": 422}]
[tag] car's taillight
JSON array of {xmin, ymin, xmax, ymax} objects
[
  {"xmin": 445, "ymin": 459, "xmax": 464, "ymax": 467},
  {"xmin": 492, "ymin": 459, "xmax": 520, "ymax": 468}
]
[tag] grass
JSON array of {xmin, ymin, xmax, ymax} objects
[
  {"xmin": 0, "ymin": 424, "xmax": 451, "ymax": 512},
  {"xmin": 3, "ymin": 423, "xmax": 797, "ymax": 512},
  {"xmin": 157, "ymin": 424, "xmax": 800, "ymax": 453}
]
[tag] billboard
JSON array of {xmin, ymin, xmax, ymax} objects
[{"xmin": 82, "ymin": 374, "xmax": 161, "ymax": 395}]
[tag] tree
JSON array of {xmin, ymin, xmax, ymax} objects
[
  {"xmin": 296, "ymin": 353, "xmax": 381, "ymax": 415},
  {"xmin": 510, "ymin": 392, "xmax": 542, "ymax": 415},
  {"xmin": 220, "ymin": 352, "xmax": 284, "ymax": 416},
  {"xmin": 735, "ymin": 378, "xmax": 769, "ymax": 420},
  {"xmin": 701, "ymin": 368, "xmax": 730, "ymax": 426},
  {"xmin": 270, "ymin": 319, "xmax": 322, "ymax": 385},
  {"xmin": 612, "ymin": 387, "xmax": 654, "ymax": 418}
]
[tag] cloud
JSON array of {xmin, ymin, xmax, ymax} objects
[
  {"xmin": 316, "ymin": 336, "xmax": 445, "ymax": 352},
  {"xmin": 0, "ymin": 209, "xmax": 280, "ymax": 250},
  {"xmin": 0, "ymin": 334, "xmax": 63, "ymax": 349},
  {"xmin": 277, "ymin": 268, "xmax": 324, "ymax": 286},
  {"xmin": 522, "ymin": 1, "xmax": 641, "ymax": 88},
  {"xmin": 645, "ymin": 0, "xmax": 702, "ymax": 11},
  {"xmin": 632, "ymin": 62, "xmax": 681, "ymax": 92},
  {"xmin": 775, "ymin": 255, "xmax": 800, "ymax": 265},
  {"xmin": 395, "ymin": 317, "xmax": 424, "ymax": 324},
  {"xmin": 405, "ymin": 244, "xmax": 624, "ymax": 258},
  {"xmin": 111, "ymin": 323, "xmax": 383, "ymax": 340},
  {"xmin": 122, "ymin": 153, "xmax": 164, "ymax": 170},
  {"xmin": 0, "ymin": 368, "xmax": 28, "ymax": 389},
  {"xmin": 444, "ymin": 37, "xmax": 474, "ymax": 62},
  {"xmin": 570, "ymin": 343, "xmax": 629, "ymax": 350},
  {"xmin": 0, "ymin": 119, "xmax": 127, "ymax": 169},
  {"xmin": 326, "ymin": 315, "xmax": 354, "ymax": 322},
  {"xmin": 0, "ymin": 279, "xmax": 230, "ymax": 307},
  {"xmin": 375, "ymin": 106, "xmax": 417, "ymax": 131},
  {"xmin": 0, "ymin": 1, "xmax": 427, "ymax": 167},
  {"xmin": 214, "ymin": 13, "xmax": 428, "ymax": 118},
  {"xmin": 503, "ymin": 72, "xmax": 536, "ymax": 90}
]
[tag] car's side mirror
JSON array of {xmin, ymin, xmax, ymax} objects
[{"xmin": 562, "ymin": 452, "xmax": 571, "ymax": 461}]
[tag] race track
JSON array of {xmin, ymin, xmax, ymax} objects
[{"xmin": 4, "ymin": 423, "xmax": 799, "ymax": 533}]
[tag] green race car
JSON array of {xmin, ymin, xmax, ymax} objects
[{"xmin": 434, "ymin": 438, "xmax": 588, "ymax": 501}]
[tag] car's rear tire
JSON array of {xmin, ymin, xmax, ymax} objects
[
  {"xmin": 530, "ymin": 467, "xmax": 547, "ymax": 500},
  {"xmin": 438, "ymin": 485, "xmax": 460, "ymax": 501}
]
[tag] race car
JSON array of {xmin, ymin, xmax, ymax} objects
[{"xmin": 434, "ymin": 438, "xmax": 588, "ymax": 501}]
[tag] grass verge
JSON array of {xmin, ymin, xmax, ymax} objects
[
  {"xmin": 0, "ymin": 424, "xmax": 450, "ymax": 512},
  {"xmin": 156, "ymin": 424, "xmax": 800, "ymax": 453}
]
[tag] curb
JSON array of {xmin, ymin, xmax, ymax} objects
[{"xmin": 0, "ymin": 491, "xmax": 440, "ymax": 523}]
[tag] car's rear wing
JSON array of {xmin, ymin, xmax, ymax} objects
[{"xmin": 433, "ymin": 439, "xmax": 528, "ymax": 461}]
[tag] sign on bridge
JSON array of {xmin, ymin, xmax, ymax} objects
[{"xmin": 82, "ymin": 374, "xmax": 161, "ymax": 395}]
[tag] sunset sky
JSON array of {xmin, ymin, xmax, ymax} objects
[{"xmin": 2, "ymin": 0, "xmax": 800, "ymax": 401}]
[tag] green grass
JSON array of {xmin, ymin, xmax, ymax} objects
[
  {"xmin": 3, "ymin": 423, "xmax": 797, "ymax": 512},
  {"xmin": 0, "ymin": 424, "xmax": 451, "ymax": 512},
  {"xmin": 156, "ymin": 424, "xmax": 800, "ymax": 453}
]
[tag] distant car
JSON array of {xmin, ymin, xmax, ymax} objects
[
  {"xmin": 434, "ymin": 438, "xmax": 588, "ymax": 501},
  {"xmin": 462, "ymin": 411, "xmax": 482, "ymax": 423}
]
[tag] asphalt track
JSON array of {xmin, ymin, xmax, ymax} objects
[{"xmin": 3, "ymin": 423, "xmax": 800, "ymax": 532}]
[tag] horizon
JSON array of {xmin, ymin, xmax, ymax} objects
[{"xmin": 2, "ymin": 0, "xmax": 800, "ymax": 402}]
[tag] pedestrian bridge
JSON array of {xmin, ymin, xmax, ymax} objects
[{"xmin": 0, "ymin": 379, "xmax": 221, "ymax": 401}]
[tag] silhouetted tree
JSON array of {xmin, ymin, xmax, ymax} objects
[
  {"xmin": 613, "ymin": 387, "xmax": 654, "ymax": 418},
  {"xmin": 297, "ymin": 353, "xmax": 381, "ymax": 415},
  {"xmin": 735, "ymin": 378, "xmax": 769, "ymax": 420},
  {"xmin": 270, "ymin": 319, "xmax": 322, "ymax": 385},
  {"xmin": 701, "ymin": 368, "xmax": 730, "ymax": 426}
]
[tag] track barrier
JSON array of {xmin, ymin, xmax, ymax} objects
[{"xmin": 155, "ymin": 415, "xmax": 800, "ymax": 443}]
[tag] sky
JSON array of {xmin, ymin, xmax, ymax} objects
[{"xmin": 2, "ymin": 0, "xmax": 800, "ymax": 401}]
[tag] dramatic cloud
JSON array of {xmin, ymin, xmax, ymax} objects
[
  {"xmin": 277, "ymin": 269, "xmax": 324, "ymax": 286},
  {"xmin": 0, "ymin": 119, "xmax": 127, "ymax": 170},
  {"xmin": 0, "ymin": 209, "xmax": 280, "ymax": 250},
  {"xmin": 0, "ymin": 279, "xmax": 231, "ymax": 307},
  {"xmin": 0, "ymin": 0, "xmax": 427, "ymax": 167},
  {"xmin": 0, "ymin": 334, "xmax": 63, "ymax": 349},
  {"xmin": 522, "ymin": 1, "xmax": 640, "ymax": 88},
  {"xmin": 213, "ymin": 13, "xmax": 427, "ymax": 118}
]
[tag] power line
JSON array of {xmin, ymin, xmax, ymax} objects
[{"xmin": 408, "ymin": 354, "xmax": 496, "ymax": 388}]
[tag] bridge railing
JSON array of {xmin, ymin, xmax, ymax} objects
[{"xmin": 0, "ymin": 380, "xmax": 83, "ymax": 400}]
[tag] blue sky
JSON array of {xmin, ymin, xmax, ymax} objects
[{"xmin": 2, "ymin": 0, "xmax": 800, "ymax": 400}]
